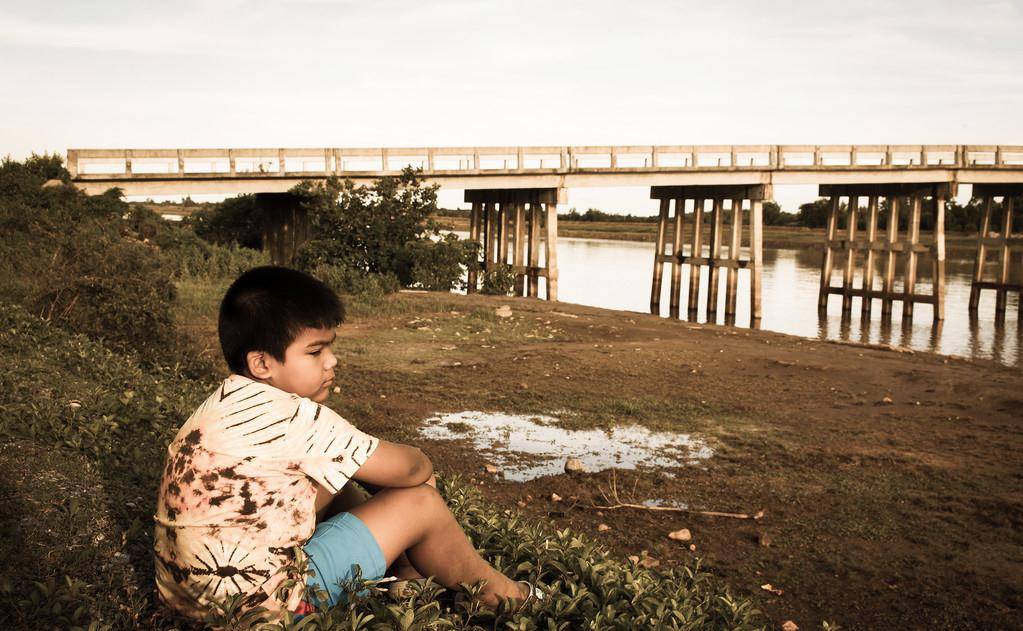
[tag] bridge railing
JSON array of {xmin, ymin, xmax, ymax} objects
[{"xmin": 67, "ymin": 145, "xmax": 1023, "ymax": 178}]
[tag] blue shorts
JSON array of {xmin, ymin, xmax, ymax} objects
[{"xmin": 303, "ymin": 512, "xmax": 387, "ymax": 607}]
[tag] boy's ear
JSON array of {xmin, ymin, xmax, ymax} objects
[{"xmin": 246, "ymin": 350, "xmax": 274, "ymax": 379}]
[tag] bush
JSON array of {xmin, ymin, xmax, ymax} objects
[
  {"xmin": 294, "ymin": 169, "xmax": 473, "ymax": 293},
  {"xmin": 311, "ymin": 263, "xmax": 401, "ymax": 303},
  {"xmin": 0, "ymin": 157, "xmax": 213, "ymax": 377},
  {"xmin": 0, "ymin": 301, "xmax": 210, "ymax": 627},
  {"xmin": 479, "ymin": 265, "xmax": 517, "ymax": 295},
  {"xmin": 399, "ymin": 234, "xmax": 479, "ymax": 292},
  {"xmin": 186, "ymin": 194, "xmax": 264, "ymax": 250}
]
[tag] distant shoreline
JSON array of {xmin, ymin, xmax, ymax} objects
[{"xmin": 135, "ymin": 203, "xmax": 982, "ymax": 260}]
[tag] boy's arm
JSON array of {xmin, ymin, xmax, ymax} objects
[{"xmin": 351, "ymin": 439, "xmax": 433, "ymax": 488}]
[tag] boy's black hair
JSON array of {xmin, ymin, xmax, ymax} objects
[{"xmin": 218, "ymin": 266, "xmax": 345, "ymax": 374}]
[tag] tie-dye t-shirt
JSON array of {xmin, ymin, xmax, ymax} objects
[{"xmin": 153, "ymin": 374, "xmax": 379, "ymax": 619}]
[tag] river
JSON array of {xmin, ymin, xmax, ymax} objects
[{"xmin": 459, "ymin": 234, "xmax": 1021, "ymax": 367}]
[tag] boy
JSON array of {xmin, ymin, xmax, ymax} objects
[{"xmin": 154, "ymin": 266, "xmax": 536, "ymax": 621}]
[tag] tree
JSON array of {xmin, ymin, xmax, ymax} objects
[{"xmin": 293, "ymin": 168, "xmax": 476, "ymax": 291}]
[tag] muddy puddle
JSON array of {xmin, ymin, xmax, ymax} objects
[{"xmin": 418, "ymin": 411, "xmax": 712, "ymax": 481}]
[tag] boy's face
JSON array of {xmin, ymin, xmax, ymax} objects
[{"xmin": 263, "ymin": 326, "xmax": 338, "ymax": 403}]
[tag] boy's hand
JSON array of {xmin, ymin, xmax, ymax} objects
[{"xmin": 353, "ymin": 440, "xmax": 433, "ymax": 489}]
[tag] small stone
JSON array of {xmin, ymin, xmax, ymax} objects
[
  {"xmin": 495, "ymin": 305, "xmax": 513, "ymax": 318},
  {"xmin": 781, "ymin": 621, "xmax": 798, "ymax": 631},
  {"xmin": 597, "ymin": 523, "xmax": 611, "ymax": 532},
  {"xmin": 639, "ymin": 556, "xmax": 660, "ymax": 569},
  {"xmin": 516, "ymin": 500, "xmax": 527, "ymax": 508},
  {"xmin": 758, "ymin": 532, "xmax": 772, "ymax": 547},
  {"xmin": 519, "ymin": 382, "xmax": 529, "ymax": 390},
  {"xmin": 689, "ymin": 543, "xmax": 697, "ymax": 551},
  {"xmin": 667, "ymin": 528, "xmax": 692, "ymax": 542},
  {"xmin": 564, "ymin": 457, "xmax": 585, "ymax": 474},
  {"xmin": 333, "ymin": 386, "xmax": 341, "ymax": 394},
  {"xmin": 484, "ymin": 464, "xmax": 499, "ymax": 474},
  {"xmin": 550, "ymin": 493, "xmax": 563, "ymax": 502},
  {"xmin": 68, "ymin": 400, "xmax": 82, "ymax": 409},
  {"xmin": 761, "ymin": 583, "xmax": 784, "ymax": 596},
  {"xmin": 880, "ymin": 395, "xmax": 894, "ymax": 405}
]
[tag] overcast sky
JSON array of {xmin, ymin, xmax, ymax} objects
[{"xmin": 2, "ymin": 0, "xmax": 1021, "ymax": 212}]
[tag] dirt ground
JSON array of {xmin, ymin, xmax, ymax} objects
[{"xmin": 257, "ymin": 290, "xmax": 1022, "ymax": 631}]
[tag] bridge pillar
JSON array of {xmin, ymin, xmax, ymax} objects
[
  {"xmin": 463, "ymin": 188, "xmax": 564, "ymax": 300},
  {"xmin": 969, "ymin": 184, "xmax": 1022, "ymax": 322},
  {"xmin": 257, "ymin": 193, "xmax": 309, "ymax": 266},
  {"xmin": 817, "ymin": 183, "xmax": 952, "ymax": 322},
  {"xmin": 650, "ymin": 184, "xmax": 768, "ymax": 325}
]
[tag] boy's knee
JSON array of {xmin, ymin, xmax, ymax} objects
[{"xmin": 399, "ymin": 483, "xmax": 444, "ymax": 512}]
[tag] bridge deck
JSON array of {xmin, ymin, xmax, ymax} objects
[{"xmin": 68, "ymin": 145, "xmax": 1023, "ymax": 196}]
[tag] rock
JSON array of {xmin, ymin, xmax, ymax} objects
[
  {"xmin": 688, "ymin": 543, "xmax": 696, "ymax": 552},
  {"xmin": 484, "ymin": 464, "xmax": 499, "ymax": 474},
  {"xmin": 495, "ymin": 305, "xmax": 513, "ymax": 318},
  {"xmin": 564, "ymin": 457, "xmax": 585, "ymax": 474},
  {"xmin": 639, "ymin": 556, "xmax": 660, "ymax": 568},
  {"xmin": 781, "ymin": 621, "xmax": 798, "ymax": 631},
  {"xmin": 879, "ymin": 395, "xmax": 894, "ymax": 405},
  {"xmin": 761, "ymin": 583, "xmax": 784, "ymax": 596},
  {"xmin": 68, "ymin": 400, "xmax": 82, "ymax": 409},
  {"xmin": 440, "ymin": 345, "xmax": 457, "ymax": 351},
  {"xmin": 758, "ymin": 532, "xmax": 772, "ymax": 547},
  {"xmin": 597, "ymin": 523, "xmax": 611, "ymax": 532},
  {"xmin": 516, "ymin": 500, "xmax": 527, "ymax": 508},
  {"xmin": 550, "ymin": 492, "xmax": 563, "ymax": 502},
  {"xmin": 332, "ymin": 386, "xmax": 341, "ymax": 394},
  {"xmin": 667, "ymin": 528, "xmax": 692, "ymax": 542}
]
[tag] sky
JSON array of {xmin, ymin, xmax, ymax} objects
[{"xmin": 2, "ymin": 0, "xmax": 1022, "ymax": 213}]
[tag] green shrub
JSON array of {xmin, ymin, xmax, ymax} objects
[
  {"xmin": 293, "ymin": 170, "xmax": 475, "ymax": 293},
  {"xmin": 399, "ymin": 234, "xmax": 479, "ymax": 292},
  {"xmin": 0, "ymin": 176, "xmax": 205, "ymax": 375},
  {"xmin": 480, "ymin": 265, "xmax": 517, "ymax": 295},
  {"xmin": 186, "ymin": 194, "xmax": 265, "ymax": 250},
  {"xmin": 311, "ymin": 263, "xmax": 401, "ymax": 303}
]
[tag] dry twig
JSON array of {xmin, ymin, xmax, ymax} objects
[{"xmin": 592, "ymin": 469, "xmax": 764, "ymax": 520}]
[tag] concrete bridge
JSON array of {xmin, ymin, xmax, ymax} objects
[
  {"xmin": 68, "ymin": 145, "xmax": 1023, "ymax": 196},
  {"xmin": 67, "ymin": 145, "xmax": 1023, "ymax": 325}
]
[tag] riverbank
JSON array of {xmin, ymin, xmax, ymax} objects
[
  {"xmin": 434, "ymin": 214, "xmax": 982, "ymax": 259},
  {"xmin": 179, "ymin": 283, "xmax": 1023, "ymax": 629}
]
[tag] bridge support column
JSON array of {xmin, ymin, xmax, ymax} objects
[
  {"xmin": 817, "ymin": 183, "xmax": 951, "ymax": 322},
  {"xmin": 650, "ymin": 184, "xmax": 768, "ymax": 325},
  {"xmin": 969, "ymin": 184, "xmax": 1022, "ymax": 322},
  {"xmin": 464, "ymin": 188, "xmax": 563, "ymax": 300},
  {"xmin": 257, "ymin": 193, "xmax": 309, "ymax": 266}
]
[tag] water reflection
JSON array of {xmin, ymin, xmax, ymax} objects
[
  {"xmin": 453, "ymin": 232, "xmax": 1021, "ymax": 366},
  {"xmin": 553, "ymin": 237, "xmax": 1021, "ymax": 366}
]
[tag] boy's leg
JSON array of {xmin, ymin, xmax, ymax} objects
[
  {"xmin": 348, "ymin": 484, "xmax": 527, "ymax": 608},
  {"xmin": 318, "ymin": 478, "xmax": 437, "ymax": 581}
]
